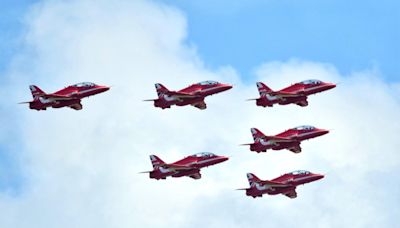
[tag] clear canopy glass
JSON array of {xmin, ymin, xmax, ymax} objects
[
  {"xmin": 193, "ymin": 152, "xmax": 216, "ymax": 157},
  {"xmin": 198, "ymin": 81, "xmax": 219, "ymax": 85},
  {"xmin": 300, "ymin": 79, "xmax": 322, "ymax": 85},
  {"xmin": 72, "ymin": 82, "xmax": 96, "ymax": 87},
  {"xmin": 292, "ymin": 125, "xmax": 315, "ymax": 130},
  {"xmin": 290, "ymin": 170, "xmax": 310, "ymax": 175}
]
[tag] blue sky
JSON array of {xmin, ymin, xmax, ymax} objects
[
  {"xmin": 0, "ymin": 0, "xmax": 36, "ymax": 73},
  {"xmin": 164, "ymin": 0, "xmax": 399, "ymax": 81},
  {"xmin": 0, "ymin": 0, "xmax": 37, "ymax": 193},
  {"xmin": 1, "ymin": 0, "xmax": 399, "ymax": 80}
]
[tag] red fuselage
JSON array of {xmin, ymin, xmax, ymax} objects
[
  {"xmin": 28, "ymin": 82, "xmax": 109, "ymax": 110},
  {"xmin": 256, "ymin": 80, "xmax": 335, "ymax": 107},
  {"xmin": 249, "ymin": 126, "xmax": 329, "ymax": 153},
  {"xmin": 152, "ymin": 81, "xmax": 232, "ymax": 109},
  {"xmin": 148, "ymin": 153, "xmax": 229, "ymax": 180},
  {"xmin": 245, "ymin": 171, "xmax": 324, "ymax": 198}
]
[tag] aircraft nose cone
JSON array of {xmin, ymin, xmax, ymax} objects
[
  {"xmin": 320, "ymin": 129, "xmax": 330, "ymax": 135},
  {"xmin": 219, "ymin": 156, "xmax": 229, "ymax": 162},
  {"xmin": 326, "ymin": 83, "xmax": 336, "ymax": 89},
  {"xmin": 99, "ymin": 86, "xmax": 110, "ymax": 92},
  {"xmin": 222, "ymin": 84, "xmax": 233, "ymax": 91},
  {"xmin": 308, "ymin": 174, "xmax": 324, "ymax": 182}
]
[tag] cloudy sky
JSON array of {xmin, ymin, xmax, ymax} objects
[{"xmin": 0, "ymin": 0, "xmax": 399, "ymax": 227}]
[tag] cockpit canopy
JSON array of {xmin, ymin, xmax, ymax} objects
[
  {"xmin": 300, "ymin": 79, "xmax": 322, "ymax": 85},
  {"xmin": 198, "ymin": 81, "xmax": 219, "ymax": 86},
  {"xmin": 290, "ymin": 170, "xmax": 311, "ymax": 175},
  {"xmin": 193, "ymin": 152, "xmax": 216, "ymax": 158},
  {"xmin": 293, "ymin": 125, "xmax": 315, "ymax": 131},
  {"xmin": 72, "ymin": 82, "xmax": 96, "ymax": 87}
]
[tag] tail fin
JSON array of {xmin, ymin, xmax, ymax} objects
[
  {"xmin": 29, "ymin": 85, "xmax": 45, "ymax": 98},
  {"xmin": 256, "ymin": 82, "xmax": 273, "ymax": 96},
  {"xmin": 150, "ymin": 155, "xmax": 165, "ymax": 168},
  {"xmin": 251, "ymin": 128, "xmax": 266, "ymax": 141},
  {"xmin": 247, "ymin": 173, "xmax": 261, "ymax": 185},
  {"xmin": 155, "ymin": 83, "xmax": 169, "ymax": 98}
]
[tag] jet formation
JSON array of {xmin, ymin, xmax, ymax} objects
[
  {"xmin": 249, "ymin": 79, "xmax": 335, "ymax": 107},
  {"xmin": 238, "ymin": 171, "xmax": 324, "ymax": 198},
  {"xmin": 242, "ymin": 126, "xmax": 329, "ymax": 153},
  {"xmin": 21, "ymin": 79, "xmax": 335, "ymax": 199},
  {"xmin": 20, "ymin": 82, "xmax": 110, "ymax": 111},
  {"xmin": 144, "ymin": 80, "xmax": 232, "ymax": 110}
]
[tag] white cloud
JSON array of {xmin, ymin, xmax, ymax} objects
[{"xmin": 1, "ymin": 0, "xmax": 399, "ymax": 227}]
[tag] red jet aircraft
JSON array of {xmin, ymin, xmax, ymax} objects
[
  {"xmin": 144, "ymin": 81, "xmax": 232, "ymax": 110},
  {"xmin": 238, "ymin": 171, "xmax": 324, "ymax": 198},
  {"xmin": 242, "ymin": 126, "xmax": 329, "ymax": 153},
  {"xmin": 141, "ymin": 152, "xmax": 229, "ymax": 180},
  {"xmin": 20, "ymin": 82, "xmax": 110, "ymax": 111},
  {"xmin": 249, "ymin": 79, "xmax": 335, "ymax": 107}
]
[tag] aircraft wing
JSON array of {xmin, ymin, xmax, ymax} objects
[
  {"xmin": 166, "ymin": 91, "xmax": 200, "ymax": 100},
  {"xmin": 160, "ymin": 163, "xmax": 194, "ymax": 171},
  {"xmin": 283, "ymin": 188, "xmax": 297, "ymax": 198},
  {"xmin": 266, "ymin": 136, "xmax": 297, "ymax": 143},
  {"xmin": 268, "ymin": 91, "xmax": 301, "ymax": 98},
  {"xmin": 259, "ymin": 180, "xmax": 291, "ymax": 188},
  {"xmin": 41, "ymin": 93, "xmax": 75, "ymax": 101}
]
